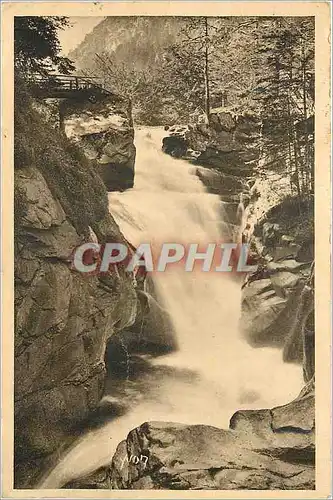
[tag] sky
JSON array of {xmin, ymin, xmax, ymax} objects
[{"xmin": 57, "ymin": 17, "xmax": 105, "ymax": 55}]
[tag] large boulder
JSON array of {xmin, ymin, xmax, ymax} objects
[
  {"xmin": 64, "ymin": 382, "xmax": 314, "ymax": 490},
  {"xmin": 240, "ymin": 194, "xmax": 314, "ymax": 369},
  {"xmin": 162, "ymin": 126, "xmax": 188, "ymax": 158},
  {"xmin": 126, "ymin": 275, "xmax": 177, "ymax": 353},
  {"xmin": 240, "ymin": 185, "xmax": 314, "ymax": 354},
  {"xmin": 162, "ymin": 110, "xmax": 261, "ymax": 179},
  {"xmin": 61, "ymin": 94, "xmax": 136, "ymax": 191},
  {"xmin": 105, "ymin": 275, "xmax": 178, "ymax": 376},
  {"xmin": 241, "ymin": 257, "xmax": 312, "ymax": 348},
  {"xmin": 195, "ymin": 167, "xmax": 249, "ymax": 199}
]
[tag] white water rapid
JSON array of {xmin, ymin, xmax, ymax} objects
[{"xmin": 40, "ymin": 127, "xmax": 303, "ymax": 489}]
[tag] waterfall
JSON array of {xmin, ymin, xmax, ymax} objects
[{"xmin": 39, "ymin": 126, "xmax": 303, "ymax": 489}]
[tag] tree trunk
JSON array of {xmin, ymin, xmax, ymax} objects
[
  {"xmin": 293, "ymin": 129, "xmax": 302, "ymax": 202},
  {"xmin": 286, "ymin": 65, "xmax": 294, "ymax": 195},
  {"xmin": 286, "ymin": 57, "xmax": 302, "ymax": 205},
  {"xmin": 295, "ymin": 131, "xmax": 306, "ymax": 192},
  {"xmin": 204, "ymin": 17, "xmax": 211, "ymax": 124},
  {"xmin": 302, "ymin": 43, "xmax": 311, "ymax": 196}
]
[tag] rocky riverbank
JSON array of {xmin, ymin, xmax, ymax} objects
[
  {"xmin": 60, "ymin": 94, "xmax": 136, "ymax": 192},
  {"xmin": 241, "ymin": 198, "xmax": 314, "ymax": 373},
  {"xmin": 162, "ymin": 109, "xmax": 260, "ymax": 199},
  {"xmin": 65, "ymin": 378, "xmax": 314, "ymax": 490}
]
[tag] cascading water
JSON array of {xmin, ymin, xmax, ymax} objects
[{"xmin": 40, "ymin": 127, "xmax": 303, "ymax": 489}]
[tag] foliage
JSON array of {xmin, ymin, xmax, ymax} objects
[
  {"xmin": 74, "ymin": 16, "xmax": 314, "ymax": 200},
  {"xmin": 160, "ymin": 17, "xmax": 245, "ymax": 119},
  {"xmin": 163, "ymin": 16, "xmax": 315, "ymax": 201},
  {"xmin": 253, "ymin": 17, "xmax": 315, "ymax": 198},
  {"xmin": 14, "ymin": 16, "xmax": 75, "ymax": 75},
  {"xmin": 165, "ymin": 17, "xmax": 314, "ymax": 198},
  {"xmin": 92, "ymin": 52, "xmax": 166, "ymax": 124}
]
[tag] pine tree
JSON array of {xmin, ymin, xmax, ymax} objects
[{"xmin": 253, "ymin": 17, "xmax": 315, "ymax": 200}]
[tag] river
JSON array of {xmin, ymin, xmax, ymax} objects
[{"xmin": 40, "ymin": 127, "xmax": 303, "ymax": 489}]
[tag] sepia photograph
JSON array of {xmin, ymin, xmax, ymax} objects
[{"xmin": 1, "ymin": 1, "xmax": 331, "ymax": 498}]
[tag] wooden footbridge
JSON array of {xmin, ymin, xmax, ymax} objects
[{"xmin": 27, "ymin": 73, "xmax": 112, "ymax": 100}]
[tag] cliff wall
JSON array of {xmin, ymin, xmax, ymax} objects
[{"xmin": 14, "ymin": 85, "xmax": 137, "ymax": 487}]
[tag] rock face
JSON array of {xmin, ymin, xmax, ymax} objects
[
  {"xmin": 14, "ymin": 86, "xmax": 137, "ymax": 487},
  {"xmin": 162, "ymin": 110, "xmax": 261, "ymax": 201},
  {"xmin": 111, "ymin": 275, "xmax": 177, "ymax": 356},
  {"xmin": 105, "ymin": 274, "xmax": 178, "ymax": 380},
  {"xmin": 241, "ymin": 259, "xmax": 312, "ymax": 350},
  {"xmin": 162, "ymin": 110, "xmax": 260, "ymax": 237},
  {"xmin": 60, "ymin": 93, "xmax": 136, "ymax": 191},
  {"xmin": 65, "ymin": 380, "xmax": 314, "ymax": 490},
  {"xmin": 240, "ymin": 200, "xmax": 314, "ymax": 372}
]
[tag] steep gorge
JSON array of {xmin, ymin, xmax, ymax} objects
[
  {"xmin": 68, "ymin": 119, "xmax": 314, "ymax": 491},
  {"xmin": 14, "ymin": 83, "xmax": 314, "ymax": 491},
  {"xmin": 39, "ymin": 127, "xmax": 312, "ymax": 491}
]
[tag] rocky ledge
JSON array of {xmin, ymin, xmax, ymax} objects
[
  {"xmin": 60, "ymin": 93, "xmax": 136, "ymax": 191},
  {"xmin": 65, "ymin": 379, "xmax": 314, "ymax": 490},
  {"xmin": 241, "ymin": 198, "xmax": 314, "ymax": 381},
  {"xmin": 162, "ymin": 109, "xmax": 261, "ymax": 203}
]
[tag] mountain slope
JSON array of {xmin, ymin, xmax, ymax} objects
[{"xmin": 69, "ymin": 16, "xmax": 183, "ymax": 74}]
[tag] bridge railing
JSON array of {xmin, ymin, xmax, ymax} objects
[{"xmin": 27, "ymin": 73, "xmax": 108, "ymax": 94}]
